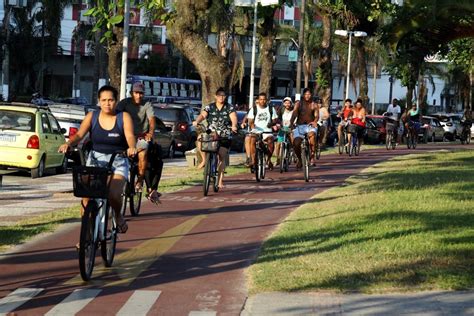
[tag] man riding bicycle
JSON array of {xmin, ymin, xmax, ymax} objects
[
  {"xmin": 290, "ymin": 88, "xmax": 319, "ymax": 168},
  {"xmin": 117, "ymin": 82, "xmax": 156, "ymax": 194},
  {"xmin": 192, "ymin": 87, "xmax": 238, "ymax": 189},
  {"xmin": 247, "ymin": 93, "xmax": 278, "ymax": 170},
  {"xmin": 405, "ymin": 101, "xmax": 421, "ymax": 136},
  {"xmin": 461, "ymin": 106, "xmax": 472, "ymax": 133},
  {"xmin": 59, "ymin": 85, "xmax": 136, "ymax": 234},
  {"xmin": 275, "ymin": 97, "xmax": 294, "ymax": 166},
  {"xmin": 386, "ymin": 98, "xmax": 402, "ymax": 144}
]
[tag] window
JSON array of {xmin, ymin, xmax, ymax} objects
[
  {"xmin": 48, "ymin": 114, "xmax": 62, "ymax": 134},
  {"xmin": 41, "ymin": 113, "xmax": 51, "ymax": 133},
  {"xmin": 0, "ymin": 111, "xmax": 34, "ymax": 132}
]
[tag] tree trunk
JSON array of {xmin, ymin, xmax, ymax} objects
[
  {"xmin": 304, "ymin": 54, "xmax": 312, "ymax": 89},
  {"xmin": 258, "ymin": 13, "xmax": 276, "ymax": 97},
  {"xmin": 107, "ymin": 25, "xmax": 123, "ymax": 92},
  {"xmin": 166, "ymin": 0, "xmax": 231, "ymax": 105},
  {"xmin": 315, "ymin": 13, "xmax": 332, "ymax": 107},
  {"xmin": 356, "ymin": 39, "xmax": 368, "ymax": 107}
]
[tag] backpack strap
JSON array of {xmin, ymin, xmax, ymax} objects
[
  {"xmin": 91, "ymin": 110, "xmax": 100, "ymax": 133},
  {"xmin": 116, "ymin": 112, "xmax": 124, "ymax": 134}
]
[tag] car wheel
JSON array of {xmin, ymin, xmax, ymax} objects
[
  {"xmin": 431, "ymin": 133, "xmax": 436, "ymax": 143},
  {"xmin": 56, "ymin": 157, "xmax": 68, "ymax": 174},
  {"xmin": 31, "ymin": 157, "xmax": 45, "ymax": 179}
]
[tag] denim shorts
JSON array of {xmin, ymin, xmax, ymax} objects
[
  {"xmin": 293, "ymin": 124, "xmax": 317, "ymax": 139},
  {"xmin": 86, "ymin": 150, "xmax": 129, "ymax": 179}
]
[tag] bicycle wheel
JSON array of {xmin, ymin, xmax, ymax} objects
[
  {"xmin": 348, "ymin": 135, "xmax": 354, "ymax": 157},
  {"xmin": 466, "ymin": 130, "xmax": 471, "ymax": 144},
  {"xmin": 119, "ymin": 182, "xmax": 128, "ymax": 217},
  {"xmin": 129, "ymin": 167, "xmax": 142, "ymax": 216},
  {"xmin": 302, "ymin": 142, "xmax": 309, "ymax": 182},
  {"xmin": 279, "ymin": 142, "xmax": 286, "ymax": 173},
  {"xmin": 255, "ymin": 150, "xmax": 263, "ymax": 182},
  {"xmin": 338, "ymin": 136, "xmax": 344, "ymax": 154},
  {"xmin": 412, "ymin": 132, "xmax": 417, "ymax": 149},
  {"xmin": 284, "ymin": 144, "xmax": 290, "ymax": 172},
  {"xmin": 261, "ymin": 148, "xmax": 266, "ymax": 180},
  {"xmin": 354, "ymin": 138, "xmax": 360, "ymax": 156},
  {"xmin": 79, "ymin": 200, "xmax": 98, "ymax": 281},
  {"xmin": 386, "ymin": 132, "xmax": 392, "ymax": 150},
  {"xmin": 212, "ymin": 155, "xmax": 219, "ymax": 193},
  {"xmin": 101, "ymin": 202, "xmax": 117, "ymax": 267},
  {"xmin": 203, "ymin": 153, "xmax": 211, "ymax": 196},
  {"xmin": 407, "ymin": 132, "xmax": 412, "ymax": 149}
]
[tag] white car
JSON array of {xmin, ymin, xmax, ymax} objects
[{"xmin": 432, "ymin": 114, "xmax": 462, "ymax": 141}]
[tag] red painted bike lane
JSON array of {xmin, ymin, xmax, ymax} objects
[{"xmin": 0, "ymin": 144, "xmax": 470, "ymax": 315}]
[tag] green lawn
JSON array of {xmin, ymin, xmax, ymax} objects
[
  {"xmin": 248, "ymin": 150, "xmax": 474, "ymax": 294},
  {"xmin": 0, "ymin": 164, "xmax": 247, "ymax": 253}
]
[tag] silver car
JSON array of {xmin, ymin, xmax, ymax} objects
[{"xmin": 433, "ymin": 114, "xmax": 462, "ymax": 141}]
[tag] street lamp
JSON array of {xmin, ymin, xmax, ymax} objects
[{"xmin": 334, "ymin": 30, "xmax": 367, "ymax": 100}]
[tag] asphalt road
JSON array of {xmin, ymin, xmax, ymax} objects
[{"xmin": 0, "ymin": 143, "xmax": 472, "ymax": 315}]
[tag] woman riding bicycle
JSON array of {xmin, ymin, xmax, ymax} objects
[
  {"xmin": 59, "ymin": 85, "xmax": 137, "ymax": 234},
  {"xmin": 192, "ymin": 87, "xmax": 238, "ymax": 189},
  {"xmin": 405, "ymin": 101, "xmax": 421, "ymax": 136},
  {"xmin": 347, "ymin": 98, "xmax": 366, "ymax": 152},
  {"xmin": 275, "ymin": 97, "xmax": 294, "ymax": 166}
]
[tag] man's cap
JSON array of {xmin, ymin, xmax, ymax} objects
[
  {"xmin": 283, "ymin": 97, "xmax": 292, "ymax": 103},
  {"xmin": 132, "ymin": 82, "xmax": 145, "ymax": 93}
]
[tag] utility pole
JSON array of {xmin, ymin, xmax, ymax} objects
[
  {"xmin": 72, "ymin": 22, "xmax": 82, "ymax": 97},
  {"xmin": 119, "ymin": 0, "xmax": 130, "ymax": 100},
  {"xmin": 295, "ymin": 0, "xmax": 305, "ymax": 96},
  {"xmin": 1, "ymin": 1, "xmax": 11, "ymax": 101}
]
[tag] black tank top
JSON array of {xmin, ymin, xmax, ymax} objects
[{"xmin": 91, "ymin": 111, "xmax": 127, "ymax": 154}]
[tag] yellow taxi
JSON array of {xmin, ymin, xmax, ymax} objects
[{"xmin": 0, "ymin": 103, "xmax": 67, "ymax": 178}]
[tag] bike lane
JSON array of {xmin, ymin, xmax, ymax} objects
[{"xmin": 0, "ymin": 145, "xmax": 468, "ymax": 315}]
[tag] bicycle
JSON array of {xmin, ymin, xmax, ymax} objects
[
  {"xmin": 348, "ymin": 124, "xmax": 360, "ymax": 157},
  {"xmin": 338, "ymin": 120, "xmax": 350, "ymax": 155},
  {"xmin": 200, "ymin": 132, "xmax": 231, "ymax": 196},
  {"xmin": 295, "ymin": 125, "xmax": 312, "ymax": 182},
  {"xmin": 385, "ymin": 121, "xmax": 397, "ymax": 150},
  {"xmin": 250, "ymin": 130, "xmax": 269, "ymax": 182},
  {"xmin": 406, "ymin": 121, "xmax": 418, "ymax": 149},
  {"xmin": 278, "ymin": 126, "xmax": 292, "ymax": 173},
  {"xmin": 69, "ymin": 149, "xmax": 123, "ymax": 281},
  {"xmin": 119, "ymin": 153, "xmax": 143, "ymax": 217},
  {"xmin": 460, "ymin": 123, "xmax": 471, "ymax": 144},
  {"xmin": 315, "ymin": 125, "xmax": 322, "ymax": 160}
]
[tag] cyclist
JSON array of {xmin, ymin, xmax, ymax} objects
[
  {"xmin": 117, "ymin": 82, "xmax": 156, "ymax": 192},
  {"xmin": 144, "ymin": 140, "xmax": 164, "ymax": 204},
  {"xmin": 275, "ymin": 97, "xmax": 294, "ymax": 166},
  {"xmin": 192, "ymin": 87, "xmax": 238, "ymax": 189},
  {"xmin": 316, "ymin": 97, "xmax": 330, "ymax": 148},
  {"xmin": 290, "ymin": 88, "xmax": 319, "ymax": 168},
  {"xmin": 247, "ymin": 92, "xmax": 278, "ymax": 170},
  {"xmin": 347, "ymin": 98, "xmax": 366, "ymax": 152},
  {"xmin": 241, "ymin": 100, "xmax": 258, "ymax": 167},
  {"xmin": 337, "ymin": 98, "xmax": 353, "ymax": 147},
  {"xmin": 405, "ymin": 101, "xmax": 421, "ymax": 139},
  {"xmin": 59, "ymin": 85, "xmax": 136, "ymax": 233},
  {"xmin": 386, "ymin": 98, "xmax": 402, "ymax": 144},
  {"xmin": 461, "ymin": 106, "xmax": 472, "ymax": 135}
]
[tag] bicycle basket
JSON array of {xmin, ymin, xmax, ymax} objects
[
  {"xmin": 200, "ymin": 134, "xmax": 219, "ymax": 152},
  {"xmin": 72, "ymin": 166, "xmax": 112, "ymax": 198}
]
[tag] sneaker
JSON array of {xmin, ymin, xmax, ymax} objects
[
  {"xmin": 296, "ymin": 160, "xmax": 302, "ymax": 170},
  {"xmin": 267, "ymin": 161, "xmax": 273, "ymax": 170},
  {"xmin": 244, "ymin": 157, "xmax": 251, "ymax": 167}
]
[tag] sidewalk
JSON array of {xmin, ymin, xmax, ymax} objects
[{"xmin": 242, "ymin": 291, "xmax": 474, "ymax": 315}]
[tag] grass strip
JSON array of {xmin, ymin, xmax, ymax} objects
[
  {"xmin": 248, "ymin": 150, "xmax": 474, "ymax": 294},
  {"xmin": 0, "ymin": 164, "xmax": 247, "ymax": 253}
]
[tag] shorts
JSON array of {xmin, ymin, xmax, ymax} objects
[
  {"xmin": 86, "ymin": 150, "xmax": 129, "ymax": 179},
  {"xmin": 276, "ymin": 130, "xmax": 291, "ymax": 142},
  {"xmin": 219, "ymin": 138, "xmax": 232, "ymax": 149},
  {"xmin": 293, "ymin": 124, "xmax": 317, "ymax": 139}
]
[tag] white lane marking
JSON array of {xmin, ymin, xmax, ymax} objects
[
  {"xmin": 116, "ymin": 290, "xmax": 161, "ymax": 316},
  {"xmin": 45, "ymin": 289, "xmax": 101, "ymax": 316},
  {"xmin": 189, "ymin": 312, "xmax": 217, "ymax": 316},
  {"xmin": 0, "ymin": 287, "xmax": 44, "ymax": 315}
]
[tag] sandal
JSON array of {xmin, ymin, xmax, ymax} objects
[
  {"xmin": 135, "ymin": 177, "xmax": 144, "ymax": 193},
  {"xmin": 147, "ymin": 190, "xmax": 162, "ymax": 204}
]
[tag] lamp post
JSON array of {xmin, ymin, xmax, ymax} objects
[
  {"xmin": 119, "ymin": 0, "xmax": 130, "ymax": 100},
  {"xmin": 334, "ymin": 30, "xmax": 367, "ymax": 100}
]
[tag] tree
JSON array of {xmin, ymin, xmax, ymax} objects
[{"xmin": 445, "ymin": 38, "xmax": 474, "ymax": 109}]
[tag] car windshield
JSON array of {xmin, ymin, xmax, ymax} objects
[
  {"xmin": 438, "ymin": 116, "xmax": 450, "ymax": 123},
  {"xmin": 0, "ymin": 110, "xmax": 35, "ymax": 132},
  {"xmin": 154, "ymin": 108, "xmax": 186, "ymax": 122},
  {"xmin": 422, "ymin": 118, "xmax": 430, "ymax": 125}
]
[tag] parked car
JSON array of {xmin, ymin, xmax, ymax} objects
[
  {"xmin": 431, "ymin": 113, "xmax": 462, "ymax": 141},
  {"xmin": 47, "ymin": 103, "xmax": 85, "ymax": 144},
  {"xmin": 229, "ymin": 110, "xmax": 247, "ymax": 152},
  {"xmin": 152, "ymin": 117, "xmax": 174, "ymax": 158},
  {"xmin": 152, "ymin": 103, "xmax": 197, "ymax": 156},
  {"xmin": 0, "ymin": 103, "xmax": 67, "ymax": 178},
  {"xmin": 365, "ymin": 115, "xmax": 386, "ymax": 144},
  {"xmin": 420, "ymin": 116, "xmax": 445, "ymax": 142}
]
